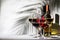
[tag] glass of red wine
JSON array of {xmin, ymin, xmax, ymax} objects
[
  {"xmin": 46, "ymin": 18, "xmax": 53, "ymax": 36},
  {"xmin": 29, "ymin": 12, "xmax": 43, "ymax": 38}
]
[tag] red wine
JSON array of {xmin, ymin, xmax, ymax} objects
[
  {"xmin": 29, "ymin": 19, "xmax": 37, "ymax": 22},
  {"xmin": 46, "ymin": 18, "xmax": 53, "ymax": 22},
  {"xmin": 32, "ymin": 23, "xmax": 39, "ymax": 28},
  {"xmin": 33, "ymin": 19, "xmax": 37, "ymax": 22},
  {"xmin": 29, "ymin": 18, "xmax": 47, "ymax": 28}
]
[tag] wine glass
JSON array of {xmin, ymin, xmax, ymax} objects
[
  {"xmin": 45, "ymin": 18, "xmax": 53, "ymax": 37},
  {"xmin": 29, "ymin": 8, "xmax": 42, "ymax": 38}
]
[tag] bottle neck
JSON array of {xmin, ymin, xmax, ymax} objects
[
  {"xmin": 46, "ymin": 4, "xmax": 48, "ymax": 12},
  {"xmin": 46, "ymin": 4, "xmax": 49, "ymax": 14}
]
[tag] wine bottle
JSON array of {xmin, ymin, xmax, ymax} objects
[{"xmin": 44, "ymin": 4, "xmax": 51, "ymax": 37}]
